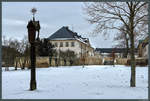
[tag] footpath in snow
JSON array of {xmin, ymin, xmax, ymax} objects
[{"xmin": 2, "ymin": 65, "xmax": 148, "ymax": 99}]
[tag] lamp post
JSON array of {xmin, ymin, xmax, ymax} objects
[
  {"xmin": 112, "ymin": 50, "xmax": 115, "ymax": 67},
  {"xmin": 27, "ymin": 8, "xmax": 40, "ymax": 91},
  {"xmin": 126, "ymin": 33, "xmax": 129, "ymax": 58},
  {"xmin": 27, "ymin": 20, "xmax": 37, "ymax": 91}
]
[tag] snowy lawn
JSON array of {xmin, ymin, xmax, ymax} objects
[{"xmin": 2, "ymin": 65, "xmax": 148, "ymax": 99}]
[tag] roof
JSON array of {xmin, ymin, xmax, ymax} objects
[
  {"xmin": 143, "ymin": 36, "xmax": 149, "ymax": 43},
  {"xmin": 95, "ymin": 48, "xmax": 138, "ymax": 53},
  {"xmin": 137, "ymin": 36, "xmax": 149, "ymax": 48},
  {"xmin": 47, "ymin": 26, "xmax": 91, "ymax": 46},
  {"xmin": 47, "ymin": 26, "xmax": 76, "ymax": 40}
]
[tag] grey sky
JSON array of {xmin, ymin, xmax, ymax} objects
[{"xmin": 2, "ymin": 2, "xmax": 118, "ymax": 48}]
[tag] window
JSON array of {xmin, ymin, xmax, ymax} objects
[
  {"xmin": 60, "ymin": 42, "xmax": 63, "ymax": 47},
  {"xmin": 71, "ymin": 42, "xmax": 75, "ymax": 47},
  {"xmin": 54, "ymin": 42, "xmax": 58, "ymax": 47},
  {"xmin": 66, "ymin": 42, "xmax": 69, "ymax": 47}
]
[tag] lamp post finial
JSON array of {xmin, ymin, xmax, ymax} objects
[{"xmin": 31, "ymin": 8, "xmax": 37, "ymax": 21}]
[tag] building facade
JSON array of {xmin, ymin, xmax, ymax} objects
[
  {"xmin": 47, "ymin": 26, "xmax": 96, "ymax": 58},
  {"xmin": 138, "ymin": 36, "xmax": 149, "ymax": 59}
]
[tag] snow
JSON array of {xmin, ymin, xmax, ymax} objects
[{"xmin": 2, "ymin": 65, "xmax": 148, "ymax": 99}]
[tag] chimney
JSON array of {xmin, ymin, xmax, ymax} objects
[{"xmin": 65, "ymin": 26, "xmax": 69, "ymax": 29}]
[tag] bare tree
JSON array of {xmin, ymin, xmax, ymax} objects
[
  {"xmin": 10, "ymin": 39, "xmax": 21, "ymax": 70},
  {"xmin": 114, "ymin": 23, "xmax": 146, "ymax": 58},
  {"xmin": 83, "ymin": 2, "xmax": 148, "ymax": 87},
  {"xmin": 2, "ymin": 36, "xmax": 22, "ymax": 70},
  {"xmin": 20, "ymin": 36, "xmax": 30, "ymax": 69},
  {"xmin": 114, "ymin": 25, "xmax": 130, "ymax": 58},
  {"xmin": 59, "ymin": 50, "xmax": 77, "ymax": 66},
  {"xmin": 2, "ymin": 35, "xmax": 8, "ymax": 46}
]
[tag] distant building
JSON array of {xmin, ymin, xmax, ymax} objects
[
  {"xmin": 95, "ymin": 48, "xmax": 130, "ymax": 58},
  {"xmin": 47, "ymin": 26, "xmax": 96, "ymax": 58},
  {"xmin": 137, "ymin": 36, "xmax": 149, "ymax": 59}
]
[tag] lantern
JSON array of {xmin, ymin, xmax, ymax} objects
[{"xmin": 27, "ymin": 20, "xmax": 36, "ymax": 43}]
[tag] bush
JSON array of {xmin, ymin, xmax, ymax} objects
[
  {"xmin": 126, "ymin": 58, "xmax": 148, "ymax": 66},
  {"xmin": 104, "ymin": 60, "xmax": 114, "ymax": 65}
]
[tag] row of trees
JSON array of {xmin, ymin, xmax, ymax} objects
[
  {"xmin": 59, "ymin": 50, "xmax": 77, "ymax": 66},
  {"xmin": 2, "ymin": 36, "xmax": 30, "ymax": 70},
  {"xmin": 83, "ymin": 2, "xmax": 148, "ymax": 87},
  {"xmin": 2, "ymin": 36, "xmax": 77, "ymax": 69},
  {"xmin": 37, "ymin": 38, "xmax": 77, "ymax": 66}
]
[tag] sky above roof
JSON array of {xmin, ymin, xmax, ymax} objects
[{"xmin": 2, "ymin": 2, "xmax": 118, "ymax": 48}]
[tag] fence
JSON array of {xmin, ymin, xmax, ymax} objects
[
  {"xmin": 116, "ymin": 58, "xmax": 128, "ymax": 65},
  {"xmin": 14, "ymin": 56, "xmax": 103, "ymax": 68}
]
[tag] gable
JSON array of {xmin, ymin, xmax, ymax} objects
[{"xmin": 47, "ymin": 26, "xmax": 75, "ymax": 40}]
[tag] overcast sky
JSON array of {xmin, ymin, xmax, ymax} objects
[{"xmin": 2, "ymin": 2, "xmax": 118, "ymax": 48}]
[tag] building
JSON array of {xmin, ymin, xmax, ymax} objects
[
  {"xmin": 47, "ymin": 26, "xmax": 95, "ymax": 58},
  {"xmin": 95, "ymin": 48, "xmax": 139, "ymax": 65},
  {"xmin": 95, "ymin": 48, "xmax": 130, "ymax": 58},
  {"xmin": 137, "ymin": 36, "xmax": 149, "ymax": 59}
]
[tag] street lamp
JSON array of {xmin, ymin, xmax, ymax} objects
[
  {"xmin": 112, "ymin": 50, "xmax": 115, "ymax": 67},
  {"xmin": 27, "ymin": 8, "xmax": 40, "ymax": 91}
]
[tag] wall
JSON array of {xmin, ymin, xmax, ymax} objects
[
  {"xmin": 50, "ymin": 39, "xmax": 95, "ymax": 58},
  {"xmin": 143, "ymin": 45, "xmax": 148, "ymax": 59},
  {"xmin": 50, "ymin": 40, "xmax": 81, "ymax": 57},
  {"xmin": 15, "ymin": 56, "xmax": 103, "ymax": 68},
  {"xmin": 115, "ymin": 58, "xmax": 128, "ymax": 65}
]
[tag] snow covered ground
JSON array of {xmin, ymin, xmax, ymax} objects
[{"xmin": 2, "ymin": 65, "xmax": 148, "ymax": 99}]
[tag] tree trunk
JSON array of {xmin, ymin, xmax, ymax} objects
[
  {"xmin": 130, "ymin": 34, "xmax": 136, "ymax": 87},
  {"xmin": 49, "ymin": 57, "xmax": 52, "ymax": 66},
  {"xmin": 30, "ymin": 43, "xmax": 36, "ymax": 90},
  {"xmin": 15, "ymin": 61, "xmax": 18, "ymax": 70},
  {"xmin": 22, "ymin": 59, "xmax": 26, "ymax": 70},
  {"xmin": 124, "ymin": 34, "xmax": 129, "ymax": 58},
  {"xmin": 129, "ymin": 2, "xmax": 136, "ymax": 87}
]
